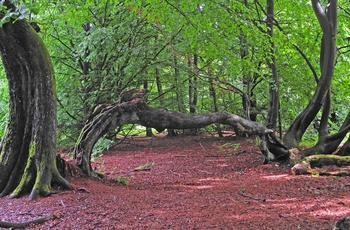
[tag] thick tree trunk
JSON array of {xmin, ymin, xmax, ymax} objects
[
  {"xmin": 0, "ymin": 6, "xmax": 72, "ymax": 199},
  {"xmin": 73, "ymin": 100, "xmax": 274, "ymax": 176}
]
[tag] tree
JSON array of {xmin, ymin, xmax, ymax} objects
[
  {"xmin": 73, "ymin": 99, "xmax": 273, "ymax": 176},
  {"xmin": 0, "ymin": 1, "xmax": 72, "ymax": 200},
  {"xmin": 283, "ymin": 0, "xmax": 338, "ymax": 148},
  {"xmin": 1, "ymin": 0, "xmax": 350, "ymax": 200}
]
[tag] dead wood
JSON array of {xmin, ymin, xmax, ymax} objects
[
  {"xmin": 238, "ymin": 188, "xmax": 266, "ymax": 202},
  {"xmin": 0, "ymin": 215, "xmax": 53, "ymax": 228}
]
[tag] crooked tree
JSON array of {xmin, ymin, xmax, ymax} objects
[
  {"xmin": 283, "ymin": 0, "xmax": 338, "ymax": 148},
  {"xmin": 0, "ymin": 1, "xmax": 72, "ymax": 200}
]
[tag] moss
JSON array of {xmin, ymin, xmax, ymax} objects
[
  {"xmin": 303, "ymin": 154, "xmax": 350, "ymax": 168},
  {"xmin": 11, "ymin": 141, "xmax": 37, "ymax": 197},
  {"xmin": 306, "ymin": 154, "xmax": 350, "ymax": 161}
]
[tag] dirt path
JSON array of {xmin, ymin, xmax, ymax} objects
[{"xmin": 0, "ymin": 135, "xmax": 349, "ymax": 229}]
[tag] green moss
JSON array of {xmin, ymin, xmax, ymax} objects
[{"xmin": 306, "ymin": 154, "xmax": 350, "ymax": 161}]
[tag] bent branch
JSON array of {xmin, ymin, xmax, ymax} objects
[{"xmin": 73, "ymin": 100, "xmax": 274, "ymax": 176}]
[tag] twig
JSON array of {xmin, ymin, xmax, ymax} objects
[
  {"xmin": 60, "ymin": 199, "xmax": 66, "ymax": 208},
  {"xmin": 199, "ymin": 142, "xmax": 206, "ymax": 152},
  {"xmin": 239, "ymin": 188, "xmax": 266, "ymax": 202},
  {"xmin": 77, "ymin": 187, "xmax": 91, "ymax": 193}
]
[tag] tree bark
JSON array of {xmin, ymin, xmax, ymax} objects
[
  {"xmin": 301, "ymin": 112, "xmax": 350, "ymax": 156},
  {"xmin": 0, "ymin": 3, "xmax": 72, "ymax": 199},
  {"xmin": 73, "ymin": 100, "xmax": 274, "ymax": 176},
  {"xmin": 283, "ymin": 0, "xmax": 337, "ymax": 147},
  {"xmin": 266, "ymin": 0, "xmax": 280, "ymax": 130}
]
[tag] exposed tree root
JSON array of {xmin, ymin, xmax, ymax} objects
[
  {"xmin": 0, "ymin": 215, "xmax": 53, "ymax": 228},
  {"xmin": 291, "ymin": 155, "xmax": 350, "ymax": 176}
]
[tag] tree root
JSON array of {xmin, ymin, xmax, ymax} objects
[
  {"xmin": 291, "ymin": 164, "xmax": 350, "ymax": 176},
  {"xmin": 0, "ymin": 215, "xmax": 53, "ymax": 228},
  {"xmin": 291, "ymin": 154, "xmax": 350, "ymax": 176},
  {"xmin": 238, "ymin": 188, "xmax": 266, "ymax": 202}
]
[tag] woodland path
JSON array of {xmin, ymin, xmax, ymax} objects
[{"xmin": 0, "ymin": 134, "xmax": 349, "ymax": 229}]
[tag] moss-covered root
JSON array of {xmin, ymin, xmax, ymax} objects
[
  {"xmin": 9, "ymin": 167, "xmax": 73, "ymax": 200},
  {"xmin": 292, "ymin": 155, "xmax": 350, "ymax": 176},
  {"xmin": 306, "ymin": 154, "xmax": 350, "ymax": 168},
  {"xmin": 28, "ymin": 169, "xmax": 73, "ymax": 200}
]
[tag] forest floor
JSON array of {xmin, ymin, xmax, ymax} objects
[{"xmin": 1, "ymin": 134, "xmax": 350, "ymax": 229}]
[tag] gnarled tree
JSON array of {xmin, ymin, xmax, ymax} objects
[
  {"xmin": 0, "ymin": 1, "xmax": 72, "ymax": 200},
  {"xmin": 73, "ymin": 98, "xmax": 278, "ymax": 176}
]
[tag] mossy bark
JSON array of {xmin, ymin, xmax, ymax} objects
[
  {"xmin": 0, "ymin": 5, "xmax": 72, "ymax": 200},
  {"xmin": 292, "ymin": 155, "xmax": 350, "ymax": 176}
]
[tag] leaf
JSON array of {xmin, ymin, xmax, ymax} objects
[{"xmin": 134, "ymin": 162, "xmax": 155, "ymax": 171}]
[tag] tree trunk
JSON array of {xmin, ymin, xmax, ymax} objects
[
  {"xmin": 173, "ymin": 55, "xmax": 186, "ymax": 112},
  {"xmin": 189, "ymin": 54, "xmax": 198, "ymax": 114},
  {"xmin": 0, "ymin": 5, "xmax": 72, "ymax": 199},
  {"xmin": 266, "ymin": 0, "xmax": 279, "ymax": 130},
  {"xmin": 283, "ymin": 0, "xmax": 337, "ymax": 147},
  {"xmin": 143, "ymin": 79, "xmax": 153, "ymax": 137},
  {"xmin": 208, "ymin": 68, "xmax": 223, "ymax": 137},
  {"xmin": 73, "ymin": 100, "xmax": 274, "ymax": 176},
  {"xmin": 301, "ymin": 112, "xmax": 350, "ymax": 156}
]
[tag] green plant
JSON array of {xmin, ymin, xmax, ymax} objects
[
  {"xmin": 0, "ymin": 77, "xmax": 8, "ymax": 137},
  {"xmin": 299, "ymin": 133, "xmax": 318, "ymax": 148},
  {"xmin": 91, "ymin": 137, "xmax": 114, "ymax": 161},
  {"xmin": 134, "ymin": 162, "xmax": 155, "ymax": 171},
  {"xmin": 218, "ymin": 143, "xmax": 240, "ymax": 152},
  {"xmin": 115, "ymin": 176, "xmax": 129, "ymax": 185}
]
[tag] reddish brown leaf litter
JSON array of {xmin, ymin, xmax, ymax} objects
[{"xmin": 1, "ymin": 135, "xmax": 350, "ymax": 229}]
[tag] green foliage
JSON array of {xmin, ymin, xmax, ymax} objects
[
  {"xmin": 1, "ymin": 0, "xmax": 349, "ymax": 148},
  {"xmin": 115, "ymin": 175, "xmax": 129, "ymax": 185},
  {"xmin": 0, "ymin": 63, "xmax": 8, "ymax": 137},
  {"xmin": 218, "ymin": 143, "xmax": 240, "ymax": 152},
  {"xmin": 299, "ymin": 133, "xmax": 318, "ymax": 148},
  {"xmin": 91, "ymin": 137, "xmax": 114, "ymax": 161},
  {"xmin": 0, "ymin": 1, "xmax": 40, "ymax": 25},
  {"xmin": 134, "ymin": 162, "xmax": 155, "ymax": 171}
]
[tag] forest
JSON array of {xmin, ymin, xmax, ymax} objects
[{"xmin": 0, "ymin": 0, "xmax": 350, "ymax": 229}]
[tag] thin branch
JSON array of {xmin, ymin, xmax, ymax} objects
[
  {"xmin": 239, "ymin": 188, "xmax": 266, "ymax": 202},
  {"xmin": 293, "ymin": 44, "xmax": 319, "ymax": 83},
  {"xmin": 57, "ymin": 97, "xmax": 78, "ymax": 121}
]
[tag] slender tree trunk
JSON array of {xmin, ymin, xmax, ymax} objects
[
  {"xmin": 266, "ymin": 0, "xmax": 279, "ymax": 130},
  {"xmin": 155, "ymin": 67, "xmax": 164, "ymax": 106},
  {"xmin": 189, "ymin": 54, "xmax": 198, "ymax": 114},
  {"xmin": 208, "ymin": 68, "xmax": 223, "ymax": 137},
  {"xmin": 283, "ymin": 0, "xmax": 337, "ymax": 147},
  {"xmin": 143, "ymin": 79, "xmax": 153, "ymax": 137},
  {"xmin": 0, "ymin": 10, "xmax": 72, "ymax": 200},
  {"xmin": 173, "ymin": 55, "xmax": 186, "ymax": 113}
]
